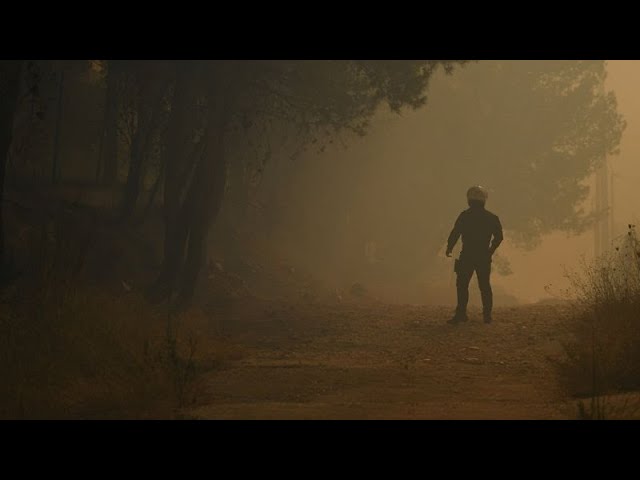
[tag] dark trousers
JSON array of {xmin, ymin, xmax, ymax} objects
[{"xmin": 455, "ymin": 254, "xmax": 492, "ymax": 316}]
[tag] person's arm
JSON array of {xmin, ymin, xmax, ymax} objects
[
  {"xmin": 489, "ymin": 216, "xmax": 503, "ymax": 255},
  {"xmin": 446, "ymin": 214, "xmax": 463, "ymax": 257}
]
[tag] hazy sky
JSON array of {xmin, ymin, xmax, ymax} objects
[{"xmin": 492, "ymin": 60, "xmax": 640, "ymax": 302}]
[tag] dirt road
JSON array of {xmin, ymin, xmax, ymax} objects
[{"xmin": 187, "ymin": 301, "xmax": 574, "ymax": 419}]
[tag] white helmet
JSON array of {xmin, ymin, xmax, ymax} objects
[{"xmin": 467, "ymin": 185, "xmax": 488, "ymax": 203}]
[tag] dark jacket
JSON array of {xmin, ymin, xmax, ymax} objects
[{"xmin": 446, "ymin": 205, "xmax": 503, "ymax": 257}]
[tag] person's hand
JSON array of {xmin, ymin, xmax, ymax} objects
[{"xmin": 446, "ymin": 250, "xmax": 452, "ymax": 258}]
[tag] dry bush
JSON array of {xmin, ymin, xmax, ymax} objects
[{"xmin": 558, "ymin": 225, "xmax": 640, "ymax": 418}]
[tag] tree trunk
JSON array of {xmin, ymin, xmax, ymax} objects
[
  {"xmin": 51, "ymin": 69, "xmax": 64, "ymax": 184},
  {"xmin": 120, "ymin": 126, "xmax": 145, "ymax": 220},
  {"xmin": 175, "ymin": 128, "xmax": 227, "ymax": 307},
  {"xmin": 141, "ymin": 158, "xmax": 165, "ymax": 221},
  {"xmin": 147, "ymin": 61, "xmax": 241, "ymax": 310},
  {"xmin": 148, "ymin": 62, "xmax": 198, "ymax": 302},
  {"xmin": 151, "ymin": 64, "xmax": 232, "ymax": 309},
  {"xmin": 0, "ymin": 60, "xmax": 23, "ymax": 268},
  {"xmin": 101, "ymin": 60, "xmax": 120, "ymax": 186},
  {"xmin": 120, "ymin": 67, "xmax": 166, "ymax": 222}
]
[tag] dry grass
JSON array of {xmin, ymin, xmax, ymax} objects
[
  {"xmin": 558, "ymin": 226, "xmax": 640, "ymax": 418},
  {"xmin": 0, "ymin": 207, "xmax": 241, "ymax": 419}
]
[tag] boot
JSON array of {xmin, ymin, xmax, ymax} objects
[{"xmin": 447, "ymin": 311, "xmax": 469, "ymax": 325}]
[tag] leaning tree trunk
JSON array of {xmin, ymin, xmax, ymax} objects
[
  {"xmin": 148, "ymin": 62, "xmax": 198, "ymax": 302},
  {"xmin": 174, "ymin": 122, "xmax": 227, "ymax": 307},
  {"xmin": 151, "ymin": 66, "xmax": 233, "ymax": 309},
  {"xmin": 0, "ymin": 60, "xmax": 23, "ymax": 268},
  {"xmin": 170, "ymin": 80, "xmax": 232, "ymax": 309},
  {"xmin": 120, "ymin": 67, "xmax": 166, "ymax": 222},
  {"xmin": 146, "ymin": 60, "xmax": 240, "ymax": 310}
]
